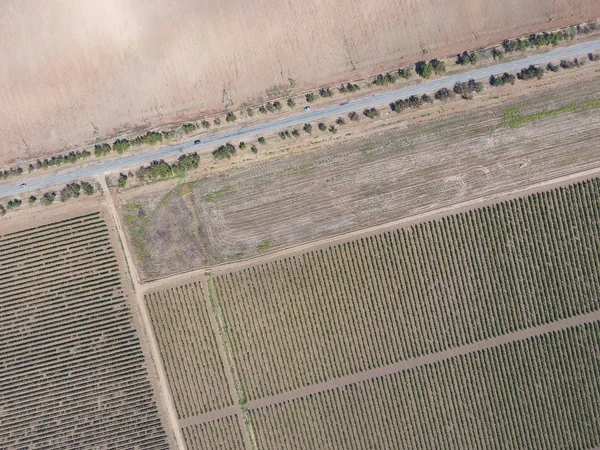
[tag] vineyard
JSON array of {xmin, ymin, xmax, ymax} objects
[
  {"xmin": 0, "ymin": 212, "xmax": 170, "ymax": 449},
  {"xmin": 146, "ymin": 282, "xmax": 233, "ymax": 419},
  {"xmin": 250, "ymin": 322, "xmax": 600, "ymax": 450},
  {"xmin": 182, "ymin": 415, "xmax": 245, "ymax": 450},
  {"xmin": 211, "ymin": 179, "xmax": 600, "ymax": 400}
]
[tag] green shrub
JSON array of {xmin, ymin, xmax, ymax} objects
[
  {"xmin": 246, "ymin": 107, "xmax": 255, "ymax": 117},
  {"xmin": 0, "ymin": 204, "xmax": 4, "ymax": 215},
  {"xmin": 363, "ymin": 107, "xmax": 379, "ymax": 119},
  {"xmin": 422, "ymin": 94, "xmax": 434, "ymax": 104},
  {"xmin": 546, "ymin": 63, "xmax": 560, "ymax": 72},
  {"xmin": 201, "ymin": 120, "xmax": 210, "ymax": 129},
  {"xmin": 373, "ymin": 73, "xmax": 397, "ymax": 86},
  {"xmin": 491, "ymin": 48, "xmax": 505, "ymax": 61},
  {"xmin": 303, "ymin": 123, "xmax": 313, "ymax": 134},
  {"xmin": 348, "ymin": 111, "xmax": 359, "ymax": 121},
  {"xmin": 81, "ymin": 181, "xmax": 94, "ymax": 195},
  {"xmin": 279, "ymin": 131, "xmax": 287, "ymax": 140},
  {"xmin": 588, "ymin": 52, "xmax": 600, "ymax": 62},
  {"xmin": 430, "ymin": 59, "xmax": 446, "ymax": 75},
  {"xmin": 339, "ymin": 83, "xmax": 361, "ymax": 93},
  {"xmin": 41, "ymin": 191, "xmax": 56, "ymax": 206},
  {"xmin": 336, "ymin": 117, "xmax": 346, "ymax": 125},
  {"xmin": 60, "ymin": 183, "xmax": 81, "ymax": 202},
  {"xmin": 226, "ymin": 112, "xmax": 237, "ymax": 122},
  {"xmin": 182, "ymin": 123, "xmax": 197, "ymax": 133},
  {"xmin": 259, "ymin": 105, "xmax": 268, "ymax": 114},
  {"xmin": 318, "ymin": 123, "xmax": 327, "ymax": 131},
  {"xmin": 28, "ymin": 195, "xmax": 36, "ymax": 204},
  {"xmin": 113, "ymin": 139, "xmax": 131, "ymax": 154},
  {"xmin": 239, "ymin": 141, "xmax": 246, "ymax": 150},
  {"xmin": 213, "ymin": 117, "xmax": 221, "ymax": 126},
  {"xmin": 273, "ymin": 101, "xmax": 283, "ymax": 110},
  {"xmin": 132, "ymin": 131, "xmax": 163, "ymax": 146},
  {"xmin": 287, "ymin": 98, "xmax": 296, "ymax": 108},
  {"xmin": 292, "ymin": 129, "xmax": 300, "ymax": 137},
  {"xmin": 415, "ymin": 61, "xmax": 433, "ymax": 79},
  {"xmin": 434, "ymin": 87, "xmax": 455, "ymax": 101},
  {"xmin": 213, "ymin": 143, "xmax": 236, "ymax": 159},
  {"xmin": 453, "ymin": 79, "xmax": 484, "ymax": 98},
  {"xmin": 490, "ymin": 72, "xmax": 517, "ymax": 86},
  {"xmin": 94, "ymin": 143, "xmax": 111, "ymax": 157},
  {"xmin": 251, "ymin": 145, "xmax": 258, "ymax": 153},
  {"xmin": 328, "ymin": 125, "xmax": 337, "ymax": 133},
  {"xmin": 319, "ymin": 88, "xmax": 333, "ymax": 98},
  {"xmin": 517, "ymin": 65, "xmax": 544, "ymax": 80},
  {"xmin": 7, "ymin": 198, "xmax": 22, "ymax": 209},
  {"xmin": 258, "ymin": 137, "xmax": 266, "ymax": 144},
  {"xmin": 118, "ymin": 173, "xmax": 128, "ymax": 187},
  {"xmin": 560, "ymin": 58, "xmax": 584, "ymax": 69},
  {"xmin": 136, "ymin": 153, "xmax": 200, "ymax": 180},
  {"xmin": 305, "ymin": 93, "xmax": 317, "ymax": 103},
  {"xmin": 457, "ymin": 51, "xmax": 478, "ymax": 65},
  {"xmin": 398, "ymin": 67, "xmax": 412, "ymax": 79},
  {"xmin": 502, "ymin": 38, "xmax": 530, "ymax": 53}
]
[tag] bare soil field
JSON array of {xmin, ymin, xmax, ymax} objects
[
  {"xmin": 118, "ymin": 67, "xmax": 600, "ymax": 280},
  {"xmin": 1, "ymin": 0, "xmax": 599, "ymax": 167},
  {"xmin": 0, "ymin": 205, "xmax": 174, "ymax": 448}
]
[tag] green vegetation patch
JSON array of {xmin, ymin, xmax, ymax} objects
[{"xmin": 502, "ymin": 99, "xmax": 600, "ymax": 128}]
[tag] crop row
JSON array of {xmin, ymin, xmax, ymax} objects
[
  {"xmin": 251, "ymin": 322, "xmax": 600, "ymax": 450},
  {"xmin": 211, "ymin": 178, "xmax": 600, "ymax": 400},
  {"xmin": 0, "ymin": 213, "xmax": 169, "ymax": 449},
  {"xmin": 182, "ymin": 415, "xmax": 245, "ymax": 450},
  {"xmin": 146, "ymin": 282, "xmax": 233, "ymax": 419}
]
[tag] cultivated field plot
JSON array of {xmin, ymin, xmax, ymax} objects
[
  {"xmin": 2, "ymin": 0, "xmax": 597, "ymax": 165},
  {"xmin": 182, "ymin": 416, "xmax": 245, "ymax": 450},
  {"xmin": 250, "ymin": 322, "xmax": 600, "ymax": 450},
  {"xmin": 121, "ymin": 72, "xmax": 600, "ymax": 280},
  {"xmin": 211, "ymin": 179, "xmax": 600, "ymax": 400},
  {"xmin": 146, "ymin": 282, "xmax": 233, "ymax": 419},
  {"xmin": 0, "ymin": 212, "xmax": 170, "ymax": 449}
]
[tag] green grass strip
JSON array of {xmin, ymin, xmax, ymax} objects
[{"xmin": 502, "ymin": 99, "xmax": 600, "ymax": 128}]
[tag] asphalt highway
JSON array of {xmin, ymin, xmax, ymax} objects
[{"xmin": 2, "ymin": 38, "xmax": 600, "ymax": 199}]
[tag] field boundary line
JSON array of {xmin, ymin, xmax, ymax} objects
[
  {"xmin": 245, "ymin": 310, "xmax": 600, "ymax": 410},
  {"xmin": 178, "ymin": 405, "xmax": 239, "ymax": 428},
  {"xmin": 200, "ymin": 276, "xmax": 255, "ymax": 450},
  {"xmin": 100, "ymin": 175, "xmax": 186, "ymax": 450},
  {"xmin": 143, "ymin": 163, "xmax": 600, "ymax": 289}
]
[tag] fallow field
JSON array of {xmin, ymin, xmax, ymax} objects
[
  {"xmin": 121, "ymin": 68, "xmax": 600, "ymax": 280},
  {"xmin": 1, "ymin": 0, "xmax": 599, "ymax": 166},
  {"xmin": 0, "ymin": 211, "xmax": 171, "ymax": 448},
  {"xmin": 145, "ymin": 177, "xmax": 600, "ymax": 449}
]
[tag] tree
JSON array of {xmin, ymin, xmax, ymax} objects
[
  {"xmin": 251, "ymin": 145, "xmax": 258, "ymax": 153},
  {"xmin": 546, "ymin": 63, "xmax": 559, "ymax": 72},
  {"xmin": 28, "ymin": 195, "xmax": 37, "ymax": 204},
  {"xmin": 0, "ymin": 205, "xmax": 4, "ymax": 216},
  {"xmin": 226, "ymin": 112, "xmax": 237, "ymax": 122},
  {"xmin": 339, "ymin": 83, "xmax": 360, "ymax": 93},
  {"xmin": 319, "ymin": 88, "xmax": 333, "ymax": 97},
  {"xmin": 201, "ymin": 120, "xmax": 210, "ymax": 129},
  {"xmin": 279, "ymin": 131, "xmax": 287, "ymax": 140},
  {"xmin": 7, "ymin": 198, "xmax": 22, "ymax": 209},
  {"xmin": 113, "ymin": 139, "xmax": 131, "ymax": 154},
  {"xmin": 213, "ymin": 142, "xmax": 236, "ymax": 159},
  {"xmin": 273, "ymin": 101, "xmax": 282, "ymax": 110},
  {"xmin": 118, "ymin": 173, "xmax": 128, "ymax": 187},
  {"xmin": 258, "ymin": 105, "xmax": 268, "ymax": 114},
  {"xmin": 81, "ymin": 181, "xmax": 94, "ymax": 195},
  {"xmin": 328, "ymin": 125, "xmax": 337, "ymax": 133},
  {"xmin": 589, "ymin": 52, "xmax": 600, "ymax": 61},
  {"xmin": 336, "ymin": 117, "xmax": 346, "ymax": 125},
  {"xmin": 348, "ymin": 111, "xmax": 359, "ymax": 121},
  {"xmin": 453, "ymin": 79, "xmax": 483, "ymax": 98},
  {"xmin": 363, "ymin": 107, "xmax": 379, "ymax": 119},
  {"xmin": 318, "ymin": 123, "xmax": 327, "ymax": 131},
  {"xmin": 490, "ymin": 72, "xmax": 516, "ymax": 86},
  {"xmin": 258, "ymin": 137, "xmax": 266, "ymax": 144},
  {"xmin": 303, "ymin": 123, "xmax": 313, "ymax": 134},
  {"xmin": 434, "ymin": 87, "xmax": 455, "ymax": 101},
  {"xmin": 457, "ymin": 51, "xmax": 478, "ymax": 65},
  {"xmin": 213, "ymin": 117, "xmax": 221, "ymax": 125},
  {"xmin": 517, "ymin": 65, "xmax": 544, "ymax": 80},
  {"xmin": 182, "ymin": 123, "xmax": 197, "ymax": 133},
  {"xmin": 41, "ymin": 192, "xmax": 56, "ymax": 206},
  {"xmin": 491, "ymin": 48, "xmax": 505, "ymax": 61},
  {"xmin": 305, "ymin": 92, "xmax": 317, "ymax": 103},
  {"xmin": 246, "ymin": 107, "xmax": 255, "ymax": 117},
  {"xmin": 398, "ymin": 67, "xmax": 412, "ymax": 79},
  {"xmin": 430, "ymin": 59, "xmax": 446, "ymax": 75},
  {"xmin": 373, "ymin": 73, "xmax": 397, "ymax": 86},
  {"xmin": 287, "ymin": 98, "xmax": 296, "ymax": 108},
  {"xmin": 415, "ymin": 61, "xmax": 434, "ymax": 79},
  {"xmin": 422, "ymin": 94, "xmax": 434, "ymax": 104},
  {"xmin": 291, "ymin": 129, "xmax": 300, "ymax": 137},
  {"xmin": 94, "ymin": 143, "xmax": 111, "ymax": 157},
  {"xmin": 239, "ymin": 141, "xmax": 246, "ymax": 150}
]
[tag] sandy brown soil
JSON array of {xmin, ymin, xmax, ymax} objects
[
  {"xmin": 1, "ymin": 0, "xmax": 598, "ymax": 167},
  {"xmin": 117, "ymin": 66, "xmax": 600, "ymax": 281}
]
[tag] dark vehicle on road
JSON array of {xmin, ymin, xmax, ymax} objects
[{"xmin": 194, "ymin": 140, "xmax": 201, "ymax": 145}]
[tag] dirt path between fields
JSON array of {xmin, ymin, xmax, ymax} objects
[
  {"xmin": 100, "ymin": 175, "xmax": 187, "ymax": 450},
  {"xmin": 245, "ymin": 309, "xmax": 600, "ymax": 411}
]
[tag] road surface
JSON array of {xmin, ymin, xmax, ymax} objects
[{"xmin": 2, "ymin": 39, "xmax": 600, "ymax": 199}]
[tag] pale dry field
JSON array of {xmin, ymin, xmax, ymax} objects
[
  {"xmin": 1, "ymin": 0, "xmax": 598, "ymax": 166},
  {"xmin": 118, "ymin": 67, "xmax": 600, "ymax": 280}
]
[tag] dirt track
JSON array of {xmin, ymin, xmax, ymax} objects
[{"xmin": 1, "ymin": 0, "xmax": 599, "ymax": 166}]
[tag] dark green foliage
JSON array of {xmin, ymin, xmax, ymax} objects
[
  {"xmin": 0, "ymin": 205, "xmax": 5, "ymax": 215},
  {"xmin": 60, "ymin": 183, "xmax": 81, "ymax": 202},
  {"xmin": 246, "ymin": 107, "xmax": 255, "ymax": 117},
  {"xmin": 258, "ymin": 137, "xmax": 266, "ymax": 144},
  {"xmin": 338, "ymin": 83, "xmax": 361, "ymax": 93},
  {"xmin": 336, "ymin": 117, "xmax": 345, "ymax": 125},
  {"xmin": 453, "ymin": 79, "xmax": 484, "ymax": 99},
  {"xmin": 7, "ymin": 198, "xmax": 22, "ymax": 209},
  {"xmin": 434, "ymin": 87, "xmax": 455, "ymax": 101},
  {"xmin": 430, "ymin": 59, "xmax": 446, "ymax": 75},
  {"xmin": 239, "ymin": 141, "xmax": 247, "ymax": 150},
  {"xmin": 305, "ymin": 93, "xmax": 317, "ymax": 103},
  {"xmin": 491, "ymin": 48, "xmax": 505, "ymax": 61},
  {"xmin": 213, "ymin": 117, "xmax": 221, "ymax": 126},
  {"xmin": 560, "ymin": 58, "xmax": 584, "ymax": 69},
  {"xmin": 81, "ymin": 181, "xmax": 94, "ymax": 195},
  {"xmin": 328, "ymin": 125, "xmax": 337, "ymax": 133},
  {"xmin": 287, "ymin": 98, "xmax": 296, "ymax": 108},
  {"xmin": 259, "ymin": 105, "xmax": 268, "ymax": 114},
  {"xmin": 1, "ymin": 167, "xmax": 23, "ymax": 179},
  {"xmin": 32, "ymin": 150, "xmax": 91, "ymax": 170},
  {"xmin": 251, "ymin": 145, "xmax": 258, "ymax": 153},
  {"xmin": 589, "ymin": 52, "xmax": 600, "ymax": 62},
  {"xmin": 279, "ymin": 131, "xmax": 287, "ymax": 140},
  {"xmin": 390, "ymin": 94, "xmax": 431, "ymax": 112},
  {"xmin": 421, "ymin": 94, "xmax": 434, "ymax": 104},
  {"xmin": 303, "ymin": 123, "xmax": 313, "ymax": 134},
  {"xmin": 118, "ymin": 173, "xmax": 128, "ymax": 187},
  {"xmin": 456, "ymin": 51, "xmax": 478, "ymax": 65},
  {"xmin": 41, "ymin": 191, "xmax": 56, "ymax": 206},
  {"xmin": 137, "ymin": 153, "xmax": 200, "ymax": 180},
  {"xmin": 517, "ymin": 65, "xmax": 544, "ymax": 80},
  {"xmin": 415, "ymin": 61, "xmax": 433, "ymax": 79},
  {"xmin": 291, "ymin": 129, "xmax": 300, "ymax": 137},
  {"xmin": 201, "ymin": 120, "xmax": 211, "ymax": 129},
  {"xmin": 113, "ymin": 139, "xmax": 131, "ymax": 154},
  {"xmin": 28, "ymin": 164, "xmax": 34, "ymax": 173},
  {"xmin": 363, "ymin": 107, "xmax": 379, "ymax": 119},
  {"xmin": 397, "ymin": 67, "xmax": 412, "ymax": 79},
  {"xmin": 273, "ymin": 101, "xmax": 283, "ymax": 110},
  {"xmin": 28, "ymin": 195, "xmax": 36, "ymax": 204},
  {"xmin": 529, "ymin": 31, "xmax": 568, "ymax": 47},
  {"xmin": 212, "ymin": 143, "xmax": 236, "ymax": 159},
  {"xmin": 132, "ymin": 131, "xmax": 163, "ymax": 146},
  {"xmin": 502, "ymin": 38, "xmax": 530, "ymax": 53},
  {"xmin": 490, "ymin": 72, "xmax": 517, "ymax": 86},
  {"xmin": 319, "ymin": 88, "xmax": 333, "ymax": 98},
  {"xmin": 94, "ymin": 143, "xmax": 111, "ymax": 157},
  {"xmin": 182, "ymin": 123, "xmax": 197, "ymax": 133},
  {"xmin": 373, "ymin": 73, "xmax": 397, "ymax": 86},
  {"xmin": 348, "ymin": 111, "xmax": 359, "ymax": 121},
  {"xmin": 318, "ymin": 123, "xmax": 327, "ymax": 131},
  {"xmin": 226, "ymin": 112, "xmax": 237, "ymax": 122},
  {"xmin": 546, "ymin": 63, "xmax": 560, "ymax": 72}
]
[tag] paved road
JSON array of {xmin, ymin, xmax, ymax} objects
[{"xmin": 2, "ymin": 39, "xmax": 600, "ymax": 199}]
